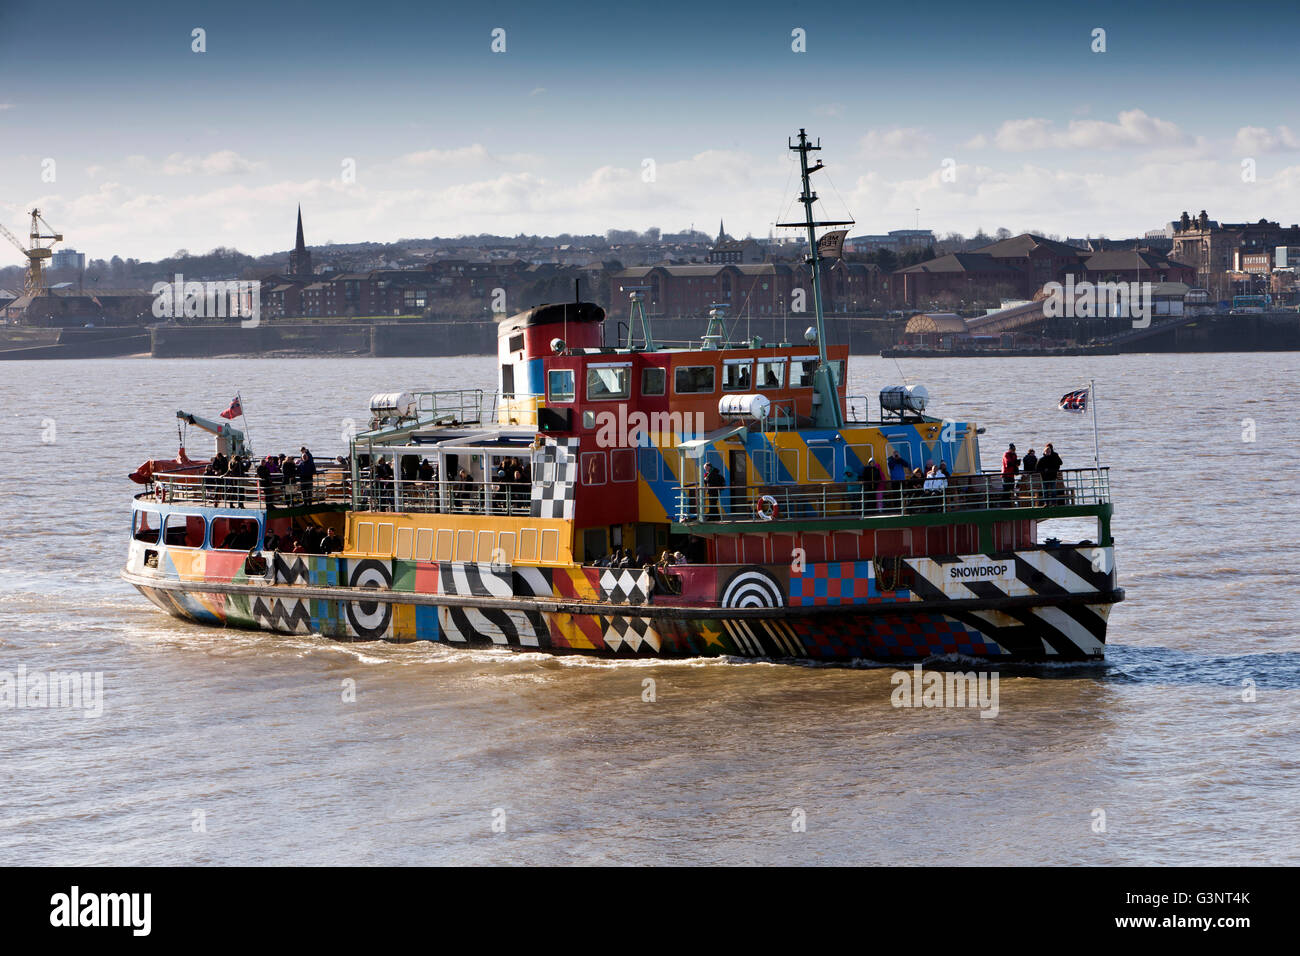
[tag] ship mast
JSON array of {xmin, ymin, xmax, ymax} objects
[{"xmin": 778, "ymin": 129, "xmax": 853, "ymax": 428}]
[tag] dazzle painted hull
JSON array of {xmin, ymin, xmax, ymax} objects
[{"xmin": 124, "ymin": 541, "xmax": 1120, "ymax": 663}]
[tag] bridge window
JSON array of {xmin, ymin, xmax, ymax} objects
[
  {"xmin": 586, "ymin": 365, "xmax": 631, "ymax": 401},
  {"xmin": 789, "ymin": 356, "xmax": 817, "ymax": 388},
  {"xmin": 133, "ymin": 510, "xmax": 160, "ymax": 543},
  {"xmin": 674, "ymin": 365, "xmax": 715, "ymax": 394},
  {"xmin": 212, "ymin": 517, "xmax": 260, "ymax": 551},
  {"xmin": 756, "ymin": 358, "xmax": 785, "ymax": 389},
  {"xmin": 548, "ymin": 369, "xmax": 575, "ymax": 403},
  {"xmin": 722, "ymin": 360, "xmax": 752, "ymax": 391},
  {"xmin": 641, "ymin": 367, "xmax": 666, "ymax": 396}
]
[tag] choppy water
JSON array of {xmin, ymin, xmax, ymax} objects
[{"xmin": 1, "ymin": 352, "xmax": 1297, "ymax": 865}]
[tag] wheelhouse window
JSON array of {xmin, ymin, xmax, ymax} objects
[
  {"xmin": 722, "ymin": 360, "xmax": 752, "ymax": 391},
  {"xmin": 756, "ymin": 358, "xmax": 785, "ymax": 390},
  {"xmin": 548, "ymin": 369, "xmax": 575, "ymax": 403},
  {"xmin": 641, "ymin": 367, "xmax": 666, "ymax": 396},
  {"xmin": 674, "ymin": 365, "xmax": 716, "ymax": 394},
  {"xmin": 789, "ymin": 356, "xmax": 818, "ymax": 388},
  {"xmin": 586, "ymin": 364, "xmax": 631, "ymax": 401}
]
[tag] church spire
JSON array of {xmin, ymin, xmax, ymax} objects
[{"xmin": 289, "ymin": 205, "xmax": 312, "ymax": 277}]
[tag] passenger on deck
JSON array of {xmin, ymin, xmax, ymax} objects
[
  {"xmin": 298, "ymin": 447, "xmax": 316, "ymax": 504},
  {"xmin": 1038, "ymin": 443, "xmax": 1063, "ymax": 505},
  {"xmin": 703, "ymin": 463, "xmax": 724, "ymax": 520},
  {"xmin": 256, "ymin": 457, "xmax": 274, "ymax": 506},
  {"xmin": 1020, "ymin": 448, "xmax": 1039, "ymax": 504},
  {"xmin": 859, "ymin": 456, "xmax": 885, "ymax": 511},
  {"xmin": 281, "ymin": 455, "xmax": 298, "ymax": 505},
  {"xmin": 418, "ymin": 458, "xmax": 435, "ymax": 482},
  {"xmin": 322, "ymin": 528, "xmax": 342, "ymax": 553},
  {"xmin": 887, "ymin": 450, "xmax": 908, "ymax": 493},
  {"xmin": 1001, "ymin": 443, "xmax": 1020, "ymax": 504}
]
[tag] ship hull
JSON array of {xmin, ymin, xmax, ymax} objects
[{"xmin": 124, "ymin": 542, "xmax": 1120, "ymax": 663}]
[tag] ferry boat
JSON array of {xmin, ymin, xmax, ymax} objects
[{"xmin": 123, "ymin": 131, "xmax": 1122, "ymax": 663}]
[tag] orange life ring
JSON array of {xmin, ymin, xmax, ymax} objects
[{"xmin": 754, "ymin": 494, "xmax": 778, "ymax": 520}]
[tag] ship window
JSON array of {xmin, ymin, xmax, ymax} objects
[
  {"xmin": 777, "ymin": 448, "xmax": 799, "ymax": 483},
  {"xmin": 587, "ymin": 366, "xmax": 630, "ymax": 401},
  {"xmin": 611, "ymin": 449, "xmax": 637, "ymax": 483},
  {"xmin": 756, "ymin": 359, "xmax": 785, "ymax": 390},
  {"xmin": 829, "ymin": 360, "xmax": 845, "ymax": 386},
  {"xmin": 638, "ymin": 446, "xmax": 659, "ymax": 481},
  {"xmin": 789, "ymin": 356, "xmax": 817, "ymax": 388},
  {"xmin": 846, "ymin": 444, "xmax": 877, "ymax": 477},
  {"xmin": 642, "ymin": 367, "xmax": 666, "ymax": 396},
  {"xmin": 808, "ymin": 444, "xmax": 837, "ymax": 482},
  {"xmin": 548, "ymin": 369, "xmax": 575, "ymax": 403},
  {"xmin": 133, "ymin": 510, "xmax": 160, "ymax": 543},
  {"xmin": 722, "ymin": 361, "xmax": 752, "ymax": 391},
  {"xmin": 212, "ymin": 517, "xmax": 260, "ymax": 551},
  {"xmin": 582, "ymin": 410, "xmax": 596, "ymax": 429},
  {"xmin": 164, "ymin": 513, "xmax": 206, "ymax": 549},
  {"xmin": 674, "ymin": 365, "xmax": 715, "ymax": 394},
  {"xmin": 581, "ymin": 452, "xmax": 606, "ymax": 485}
]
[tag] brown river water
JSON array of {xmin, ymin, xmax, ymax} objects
[{"xmin": 0, "ymin": 352, "xmax": 1297, "ymax": 865}]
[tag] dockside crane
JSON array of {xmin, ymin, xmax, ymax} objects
[{"xmin": 0, "ymin": 208, "xmax": 64, "ymax": 297}]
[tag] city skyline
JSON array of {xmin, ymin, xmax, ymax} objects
[{"xmin": 2, "ymin": 0, "xmax": 1298, "ymax": 264}]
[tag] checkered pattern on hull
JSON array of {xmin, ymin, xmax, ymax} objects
[
  {"xmin": 598, "ymin": 568, "xmax": 653, "ymax": 605},
  {"xmin": 530, "ymin": 438, "xmax": 579, "ymax": 519},
  {"xmin": 790, "ymin": 560, "xmax": 908, "ymax": 606}
]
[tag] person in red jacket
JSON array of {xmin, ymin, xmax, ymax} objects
[{"xmin": 1001, "ymin": 443, "xmax": 1020, "ymax": 504}]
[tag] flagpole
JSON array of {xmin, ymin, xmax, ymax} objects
[
  {"xmin": 237, "ymin": 392, "xmax": 253, "ymax": 457},
  {"xmin": 1090, "ymin": 378, "xmax": 1099, "ymax": 468}
]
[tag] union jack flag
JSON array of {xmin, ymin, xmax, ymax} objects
[
  {"xmin": 219, "ymin": 396, "xmax": 243, "ymax": 420},
  {"xmin": 1059, "ymin": 388, "xmax": 1089, "ymax": 413}
]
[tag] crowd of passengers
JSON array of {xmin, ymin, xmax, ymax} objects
[
  {"xmin": 590, "ymin": 548, "xmax": 689, "ymax": 569},
  {"xmin": 359, "ymin": 454, "xmax": 531, "ymax": 514},
  {"xmin": 201, "ymin": 447, "xmax": 324, "ymax": 507}
]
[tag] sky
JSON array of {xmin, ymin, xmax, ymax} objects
[{"xmin": 1, "ymin": 0, "xmax": 1298, "ymax": 266}]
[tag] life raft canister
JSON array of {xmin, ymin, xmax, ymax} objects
[{"xmin": 754, "ymin": 494, "xmax": 779, "ymax": 520}]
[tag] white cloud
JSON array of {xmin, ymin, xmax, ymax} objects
[
  {"xmin": 392, "ymin": 143, "xmax": 543, "ymax": 170},
  {"xmin": 989, "ymin": 109, "xmax": 1188, "ymax": 152},
  {"xmin": 1234, "ymin": 125, "xmax": 1300, "ymax": 154},
  {"xmin": 859, "ymin": 127, "xmax": 934, "ymax": 158},
  {"xmin": 159, "ymin": 150, "xmax": 265, "ymax": 176}
]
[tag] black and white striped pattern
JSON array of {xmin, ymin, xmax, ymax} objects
[
  {"xmin": 720, "ymin": 568, "xmax": 786, "ymax": 609},
  {"xmin": 721, "ymin": 618, "xmax": 803, "ymax": 658},
  {"xmin": 905, "ymin": 547, "xmax": 1114, "ymax": 659},
  {"xmin": 437, "ymin": 605, "xmax": 547, "ymax": 647}
]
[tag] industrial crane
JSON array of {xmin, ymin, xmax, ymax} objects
[{"xmin": 0, "ymin": 208, "xmax": 64, "ymax": 297}]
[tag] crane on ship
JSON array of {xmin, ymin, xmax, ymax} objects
[
  {"xmin": 0, "ymin": 208, "xmax": 64, "ymax": 298},
  {"xmin": 176, "ymin": 409, "xmax": 250, "ymax": 458}
]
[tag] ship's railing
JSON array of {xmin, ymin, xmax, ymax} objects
[
  {"xmin": 147, "ymin": 466, "xmax": 353, "ymax": 509},
  {"xmin": 353, "ymin": 477, "xmax": 532, "ymax": 516},
  {"xmin": 411, "ymin": 389, "xmax": 488, "ymax": 424},
  {"xmin": 675, "ymin": 466, "xmax": 1110, "ymax": 523}
]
